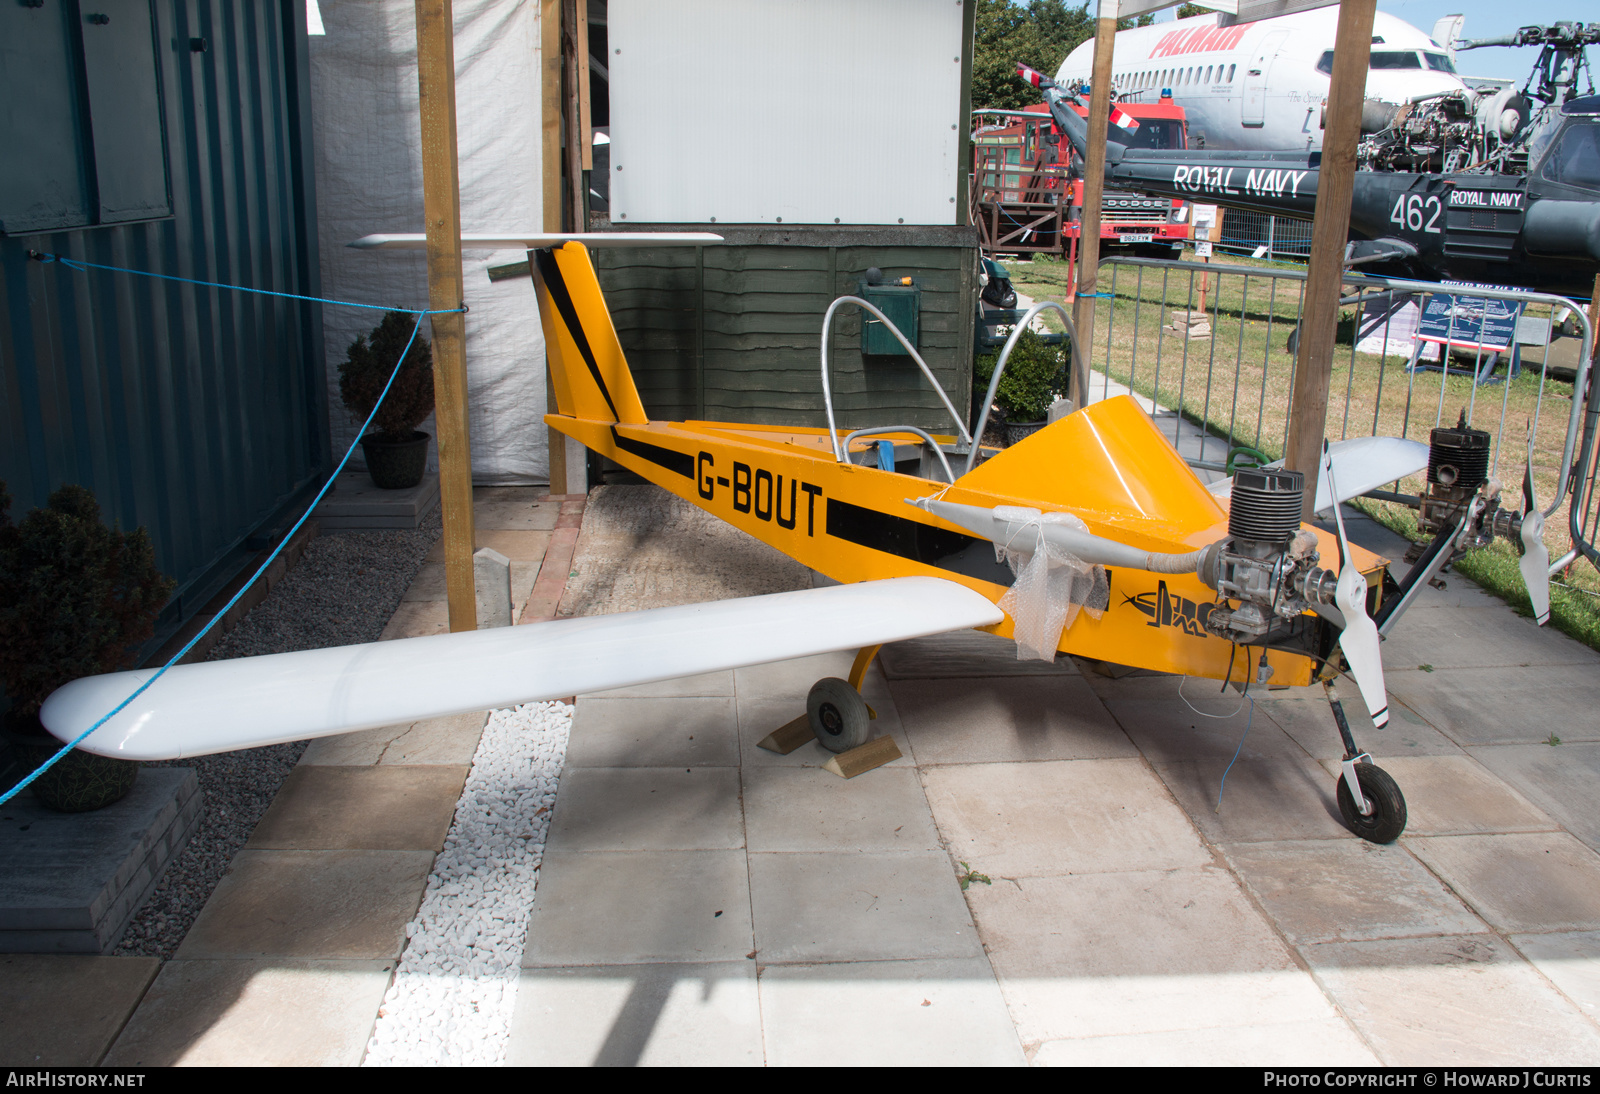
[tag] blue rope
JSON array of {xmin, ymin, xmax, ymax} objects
[
  {"xmin": 4, "ymin": 261, "xmax": 462, "ymax": 807},
  {"xmin": 1077, "ymin": 291, "xmax": 1115, "ymax": 299},
  {"xmin": 1216, "ymin": 694, "xmax": 1256, "ymax": 813},
  {"xmin": 28, "ymin": 251, "xmax": 449, "ymax": 315}
]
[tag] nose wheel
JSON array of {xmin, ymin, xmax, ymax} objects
[{"xmin": 1324, "ymin": 679, "xmax": 1407, "ymax": 843}]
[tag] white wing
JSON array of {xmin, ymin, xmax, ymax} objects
[
  {"xmin": 1207, "ymin": 437, "xmax": 1428, "ymax": 515},
  {"xmin": 40, "ymin": 577, "xmax": 1003, "ymax": 761}
]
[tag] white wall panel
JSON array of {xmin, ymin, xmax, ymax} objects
[{"xmin": 610, "ymin": 0, "xmax": 966, "ymax": 226}]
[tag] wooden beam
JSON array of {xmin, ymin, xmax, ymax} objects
[
  {"xmin": 541, "ymin": 0, "xmax": 567, "ymax": 492},
  {"xmin": 577, "ymin": 0, "xmax": 592, "ymax": 174},
  {"xmin": 1071, "ymin": 0, "xmax": 1119, "ymax": 411},
  {"xmin": 415, "ymin": 0, "xmax": 477, "ymax": 632},
  {"xmin": 563, "ymin": 0, "xmax": 583, "ymax": 233},
  {"xmin": 1284, "ymin": 0, "xmax": 1376, "ymax": 516}
]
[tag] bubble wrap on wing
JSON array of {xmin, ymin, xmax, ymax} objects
[{"xmin": 994, "ymin": 508, "xmax": 1108, "ymax": 661}]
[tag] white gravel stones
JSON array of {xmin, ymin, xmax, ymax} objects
[{"xmin": 363, "ymin": 699, "xmax": 573, "ymax": 1067}]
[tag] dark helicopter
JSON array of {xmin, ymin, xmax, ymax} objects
[{"xmin": 1030, "ymin": 25, "xmax": 1600, "ymax": 296}]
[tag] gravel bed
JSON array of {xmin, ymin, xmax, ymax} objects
[
  {"xmin": 363, "ymin": 699, "xmax": 572, "ymax": 1066},
  {"xmin": 114, "ymin": 513, "xmax": 441, "ymax": 960}
]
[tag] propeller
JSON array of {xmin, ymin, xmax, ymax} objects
[
  {"xmin": 1324, "ymin": 441, "xmax": 1390, "ymax": 731},
  {"xmin": 1517, "ymin": 428, "xmax": 1552, "ymax": 626}
]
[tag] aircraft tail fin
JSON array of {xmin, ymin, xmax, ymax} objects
[{"xmin": 532, "ymin": 242, "xmax": 648, "ymax": 425}]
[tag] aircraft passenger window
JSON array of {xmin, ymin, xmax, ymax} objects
[
  {"xmin": 1541, "ymin": 122, "xmax": 1600, "ymax": 191},
  {"xmin": 1316, "ymin": 51, "xmax": 1334, "ymax": 76},
  {"xmin": 1425, "ymin": 53, "xmax": 1456, "ymax": 73},
  {"xmin": 1228, "ymin": 64, "xmax": 1236, "ymax": 82},
  {"xmin": 1369, "ymin": 51, "xmax": 1422, "ymax": 69},
  {"xmin": 1205, "ymin": 65, "xmax": 1213, "ymax": 82}
]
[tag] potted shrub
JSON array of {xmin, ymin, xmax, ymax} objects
[
  {"xmin": 972, "ymin": 327, "xmax": 1070, "ymax": 445},
  {"xmin": 340, "ymin": 310, "xmax": 435, "ymax": 489},
  {"xmin": 0, "ymin": 483, "xmax": 175, "ymax": 811}
]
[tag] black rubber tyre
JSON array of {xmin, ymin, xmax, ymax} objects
[
  {"xmin": 982, "ymin": 278, "xmax": 1017, "ymax": 310},
  {"xmin": 1335, "ymin": 762, "xmax": 1408, "ymax": 844},
  {"xmin": 806, "ymin": 678, "xmax": 871, "ymax": 754}
]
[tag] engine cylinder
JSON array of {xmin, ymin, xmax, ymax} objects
[
  {"xmin": 1228, "ymin": 468, "xmax": 1305, "ymax": 547},
  {"xmin": 1426, "ymin": 421, "xmax": 1491, "ymax": 490}
]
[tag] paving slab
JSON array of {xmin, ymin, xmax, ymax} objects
[
  {"xmin": 736, "ymin": 694, "xmax": 916, "ymax": 769},
  {"xmin": 523, "ymin": 851, "xmax": 753, "ymax": 967},
  {"xmin": 401, "ymin": 559, "xmax": 538, "ymax": 607},
  {"xmin": 175, "ymin": 849, "xmax": 434, "ymax": 960},
  {"xmin": 379, "ymin": 599, "xmax": 448, "ymax": 640},
  {"xmin": 1105, "ymin": 694, "xmax": 1310, "ymax": 763},
  {"xmin": 889, "ymin": 677, "xmax": 1136, "ymax": 765},
  {"xmin": 0, "ymin": 954, "xmax": 157, "ymax": 1065},
  {"xmin": 311, "ymin": 471, "xmax": 438, "ymax": 530},
  {"xmin": 507, "ymin": 962, "xmax": 762, "ymax": 1066},
  {"xmin": 565, "ymin": 697, "xmax": 740, "ymax": 768},
  {"xmin": 741, "ymin": 766, "xmax": 942, "ymax": 853},
  {"xmin": 879, "ymin": 629, "xmax": 1079, "ymax": 679},
  {"xmin": 1153, "ymin": 754, "xmax": 1354, "ymax": 843},
  {"xmin": 1511, "ymin": 931, "xmax": 1600, "ymax": 1020},
  {"xmin": 747, "ymin": 851, "xmax": 983, "ymax": 964},
  {"xmin": 733, "ymin": 652, "xmax": 892, "ymax": 703},
  {"xmin": 471, "ymin": 487, "xmax": 561, "ymax": 531},
  {"xmin": 245, "ymin": 765, "xmax": 468, "ymax": 851},
  {"xmin": 1386, "ymin": 663, "xmax": 1600, "ymax": 746},
  {"xmin": 1473, "ymin": 743, "xmax": 1600, "ymax": 853},
  {"xmin": 757, "ymin": 957, "xmax": 1026, "ymax": 1066},
  {"xmin": 1381, "ymin": 604, "xmax": 1600, "ymax": 670},
  {"xmin": 1315, "ymin": 754, "xmax": 1555, "ymax": 837},
  {"xmin": 1265, "ymin": 693, "xmax": 1465, "ymax": 759},
  {"xmin": 1302, "ymin": 934, "xmax": 1600, "ymax": 1065},
  {"xmin": 1030, "ymin": 1020, "xmax": 1379, "ymax": 1066},
  {"xmin": 967, "ymin": 867, "xmax": 1340, "ymax": 1044},
  {"xmin": 297, "ymin": 710, "xmax": 487, "ymax": 767},
  {"xmin": 921, "ymin": 759, "xmax": 1211, "ymax": 877},
  {"xmin": 103, "ymin": 958, "xmax": 394, "ymax": 1066},
  {"xmin": 543, "ymin": 767, "xmax": 744, "ymax": 852},
  {"xmin": 425, "ymin": 529, "xmax": 552, "ymax": 563},
  {"xmin": 1406, "ymin": 832, "xmax": 1600, "ymax": 934},
  {"xmin": 1221, "ymin": 839, "xmax": 1484, "ymax": 944}
]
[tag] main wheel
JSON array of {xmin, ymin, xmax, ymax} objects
[
  {"xmin": 1335, "ymin": 762, "xmax": 1408, "ymax": 844},
  {"xmin": 807, "ymin": 678, "xmax": 871, "ymax": 754}
]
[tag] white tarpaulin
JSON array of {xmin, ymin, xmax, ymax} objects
[{"xmin": 310, "ymin": 0, "xmax": 548, "ymax": 483}]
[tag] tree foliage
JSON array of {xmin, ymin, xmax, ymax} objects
[
  {"xmin": 972, "ymin": 0, "xmax": 1094, "ymax": 111},
  {"xmin": 0, "ymin": 484, "xmax": 175, "ymax": 717}
]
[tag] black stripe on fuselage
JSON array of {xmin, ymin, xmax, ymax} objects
[
  {"xmin": 534, "ymin": 247, "xmax": 621, "ymax": 422},
  {"xmin": 611, "ymin": 426, "xmax": 694, "ymax": 478},
  {"xmin": 825, "ymin": 498, "xmax": 1015, "ymax": 586}
]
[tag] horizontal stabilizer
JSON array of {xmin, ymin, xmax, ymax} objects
[
  {"xmin": 40, "ymin": 578, "xmax": 1002, "ymax": 761},
  {"xmin": 1207, "ymin": 437, "xmax": 1428, "ymax": 515}
]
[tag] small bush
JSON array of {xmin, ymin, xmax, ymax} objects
[
  {"xmin": 339, "ymin": 311, "xmax": 435, "ymax": 441},
  {"xmin": 0, "ymin": 484, "xmax": 175, "ymax": 718},
  {"xmin": 974, "ymin": 327, "xmax": 1069, "ymax": 423}
]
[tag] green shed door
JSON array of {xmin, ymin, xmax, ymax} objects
[
  {"xmin": 0, "ymin": 2, "xmax": 93, "ymax": 233},
  {"xmin": 81, "ymin": 0, "xmax": 171, "ymax": 224}
]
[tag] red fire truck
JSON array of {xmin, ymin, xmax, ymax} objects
[{"xmin": 971, "ymin": 94, "xmax": 1191, "ymax": 271}]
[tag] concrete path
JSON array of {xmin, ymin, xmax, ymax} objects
[{"xmin": 7, "ymin": 481, "xmax": 1600, "ymax": 1066}]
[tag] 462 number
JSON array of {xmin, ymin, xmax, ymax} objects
[{"xmin": 1390, "ymin": 193, "xmax": 1443, "ymax": 234}]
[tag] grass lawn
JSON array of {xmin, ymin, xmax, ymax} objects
[{"xmin": 1001, "ymin": 249, "xmax": 1600, "ymax": 652}]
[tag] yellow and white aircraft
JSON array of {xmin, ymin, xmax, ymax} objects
[{"xmin": 50, "ymin": 236, "xmax": 1520, "ymax": 844}]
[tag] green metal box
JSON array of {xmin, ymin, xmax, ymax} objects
[{"xmin": 858, "ymin": 281, "xmax": 920, "ymax": 356}]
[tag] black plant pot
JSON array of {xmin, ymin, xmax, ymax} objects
[
  {"xmin": 2, "ymin": 713, "xmax": 138, "ymax": 812},
  {"xmin": 1003, "ymin": 420, "xmax": 1047, "ymax": 447},
  {"xmin": 360, "ymin": 431, "xmax": 430, "ymax": 490}
]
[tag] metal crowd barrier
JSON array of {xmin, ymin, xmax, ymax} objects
[{"xmin": 1078, "ymin": 255, "xmax": 1599, "ymax": 573}]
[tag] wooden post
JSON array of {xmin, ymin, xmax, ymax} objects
[
  {"xmin": 415, "ymin": 0, "xmax": 477, "ymax": 632},
  {"xmin": 1071, "ymin": 0, "xmax": 1119, "ymax": 411},
  {"xmin": 541, "ymin": 0, "xmax": 567, "ymax": 493},
  {"xmin": 1284, "ymin": 0, "xmax": 1376, "ymax": 516}
]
